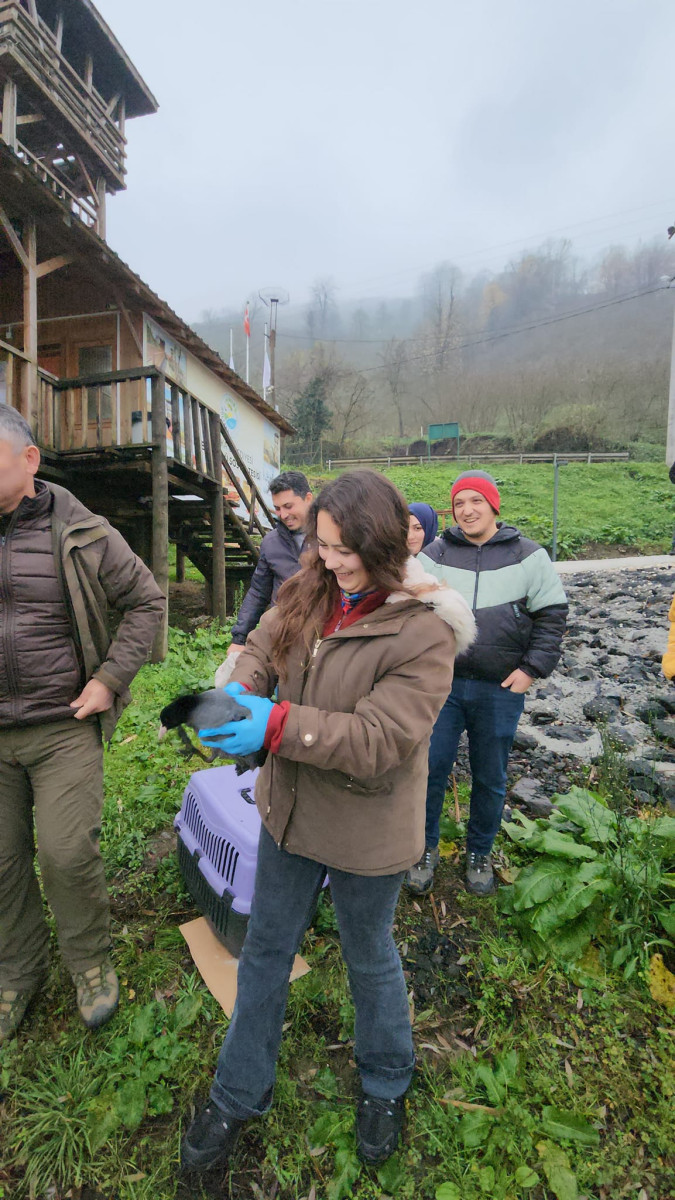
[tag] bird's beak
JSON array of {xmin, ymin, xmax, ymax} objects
[{"xmin": 158, "ymin": 723, "xmax": 167, "ymax": 741}]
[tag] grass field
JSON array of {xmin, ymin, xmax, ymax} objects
[
  {"xmin": 303, "ymin": 460, "xmax": 675, "ymax": 559},
  {"xmin": 1, "ymin": 624, "xmax": 673, "ymax": 1200}
]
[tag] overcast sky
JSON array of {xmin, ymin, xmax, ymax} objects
[{"xmin": 97, "ymin": 0, "xmax": 674, "ymax": 323}]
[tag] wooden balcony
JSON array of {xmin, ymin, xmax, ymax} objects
[
  {"xmin": 0, "ymin": 0, "xmax": 126, "ymax": 187},
  {"xmin": 0, "ymin": 357, "xmax": 275, "ymax": 534},
  {"xmin": 15, "ymin": 136, "xmax": 98, "ymax": 226}
]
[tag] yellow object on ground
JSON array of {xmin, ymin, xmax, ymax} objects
[
  {"xmin": 662, "ymin": 595, "xmax": 675, "ymax": 680},
  {"xmin": 647, "ymin": 953, "xmax": 675, "ymax": 1011}
]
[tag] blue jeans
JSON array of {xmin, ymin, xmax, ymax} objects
[
  {"xmin": 210, "ymin": 826, "xmax": 414, "ymax": 1120},
  {"xmin": 425, "ymin": 677, "xmax": 525, "ymax": 856}
]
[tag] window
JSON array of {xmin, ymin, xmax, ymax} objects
[{"xmin": 78, "ymin": 345, "xmax": 112, "ymax": 422}]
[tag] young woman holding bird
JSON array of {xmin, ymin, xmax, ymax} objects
[{"xmin": 181, "ymin": 468, "xmax": 474, "ymax": 1175}]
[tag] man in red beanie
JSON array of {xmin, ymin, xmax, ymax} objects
[{"xmin": 406, "ymin": 470, "xmax": 567, "ymax": 897}]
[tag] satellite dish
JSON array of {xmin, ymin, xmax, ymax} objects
[{"xmin": 258, "ymin": 287, "xmax": 290, "ymax": 307}]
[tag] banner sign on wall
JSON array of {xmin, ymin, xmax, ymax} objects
[
  {"xmin": 143, "ymin": 314, "xmax": 282, "ymax": 528},
  {"xmin": 143, "ymin": 316, "xmax": 187, "ymax": 387}
]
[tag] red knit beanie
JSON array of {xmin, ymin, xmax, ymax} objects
[{"xmin": 451, "ymin": 470, "xmax": 500, "ymax": 515}]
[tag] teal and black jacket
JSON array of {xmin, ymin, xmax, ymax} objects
[{"xmin": 418, "ymin": 523, "xmax": 567, "ymax": 682}]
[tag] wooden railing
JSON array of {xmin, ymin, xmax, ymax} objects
[
  {"xmin": 16, "ymin": 139, "xmax": 98, "ymax": 227},
  {"xmin": 0, "ymin": 1, "xmax": 126, "ymax": 183},
  {"xmin": 16, "ymin": 364, "xmax": 276, "ymax": 532}
]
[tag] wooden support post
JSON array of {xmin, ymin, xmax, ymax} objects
[
  {"xmin": 95, "ymin": 178, "xmax": 106, "ymax": 239},
  {"xmin": 175, "ymin": 545, "xmax": 185, "ymax": 583},
  {"xmin": 21, "ymin": 220, "xmax": 37, "ymax": 425},
  {"xmin": 170, "ymin": 384, "xmax": 182, "ymax": 462},
  {"xmin": 204, "ymin": 573, "xmax": 213, "ymax": 617},
  {"xmin": 2, "ymin": 78, "xmax": 17, "ymax": 149},
  {"xmin": 209, "ymin": 410, "xmax": 226, "ymax": 623},
  {"xmin": 151, "ymin": 372, "xmax": 169, "ymax": 661}
]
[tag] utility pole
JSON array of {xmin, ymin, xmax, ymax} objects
[
  {"xmin": 668, "ymin": 293, "xmax": 675, "ymax": 467},
  {"xmin": 269, "ymin": 298, "xmax": 277, "ymax": 400},
  {"xmin": 259, "ymin": 287, "xmax": 289, "ymax": 408}
]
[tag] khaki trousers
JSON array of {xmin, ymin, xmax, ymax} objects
[{"xmin": 0, "ymin": 718, "xmax": 110, "ymax": 990}]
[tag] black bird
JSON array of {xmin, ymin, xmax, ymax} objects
[{"xmin": 159, "ymin": 689, "xmax": 266, "ymax": 776}]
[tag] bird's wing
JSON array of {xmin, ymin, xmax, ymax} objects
[{"xmin": 189, "ymin": 690, "xmax": 249, "ymax": 731}]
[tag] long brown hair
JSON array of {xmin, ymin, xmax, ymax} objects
[{"xmin": 271, "ymin": 469, "xmax": 411, "ymax": 674}]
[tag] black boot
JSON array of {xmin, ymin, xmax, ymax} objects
[
  {"xmin": 180, "ymin": 1103, "xmax": 245, "ymax": 1172},
  {"xmin": 356, "ymin": 1093, "xmax": 405, "ymax": 1164}
]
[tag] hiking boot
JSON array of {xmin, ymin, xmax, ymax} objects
[
  {"xmin": 181, "ymin": 1103, "xmax": 245, "ymax": 1173},
  {"xmin": 73, "ymin": 959, "xmax": 119, "ymax": 1029},
  {"xmin": 466, "ymin": 852, "xmax": 495, "ymax": 896},
  {"xmin": 356, "ymin": 1093, "xmax": 406, "ymax": 1164},
  {"xmin": 405, "ymin": 846, "xmax": 440, "ymax": 895},
  {"xmin": 0, "ymin": 986, "xmax": 36, "ymax": 1044}
]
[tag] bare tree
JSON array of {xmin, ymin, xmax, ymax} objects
[
  {"xmin": 379, "ymin": 338, "xmax": 409, "ymax": 437},
  {"xmin": 306, "ymin": 277, "xmax": 338, "ymax": 341},
  {"xmin": 331, "ymin": 374, "xmax": 374, "ymax": 452},
  {"xmin": 419, "ymin": 262, "xmax": 462, "ymax": 376}
]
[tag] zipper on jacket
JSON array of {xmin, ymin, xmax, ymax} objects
[
  {"xmin": 0, "ymin": 507, "xmax": 23, "ymax": 722},
  {"xmin": 471, "ymin": 546, "xmax": 482, "ymax": 612}
]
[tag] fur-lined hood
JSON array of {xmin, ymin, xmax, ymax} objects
[
  {"xmin": 216, "ymin": 556, "xmax": 476, "ymax": 688},
  {"xmin": 386, "ymin": 555, "xmax": 476, "ymax": 656}
]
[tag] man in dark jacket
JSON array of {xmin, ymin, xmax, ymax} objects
[
  {"xmin": 225, "ymin": 471, "xmax": 313, "ymax": 660},
  {"xmin": 406, "ymin": 470, "xmax": 567, "ymax": 897},
  {"xmin": 0, "ymin": 404, "xmax": 165, "ymax": 1042}
]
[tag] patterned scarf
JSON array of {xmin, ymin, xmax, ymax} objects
[{"xmin": 334, "ymin": 589, "xmax": 375, "ymax": 632}]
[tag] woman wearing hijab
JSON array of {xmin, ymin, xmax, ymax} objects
[{"xmin": 407, "ymin": 502, "xmax": 438, "ymax": 556}]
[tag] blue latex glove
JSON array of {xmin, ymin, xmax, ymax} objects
[
  {"xmin": 200, "ymin": 693, "xmax": 274, "ymax": 755},
  {"xmin": 223, "ymin": 681, "xmax": 246, "ymax": 696}
]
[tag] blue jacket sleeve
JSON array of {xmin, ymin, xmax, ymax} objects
[{"xmin": 230, "ymin": 547, "xmax": 275, "ymax": 644}]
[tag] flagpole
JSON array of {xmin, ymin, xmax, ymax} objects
[
  {"xmin": 246, "ymin": 329, "xmax": 250, "ymax": 385},
  {"xmin": 229, "ymin": 328, "xmax": 234, "ymax": 371},
  {"xmin": 263, "ymin": 322, "xmax": 268, "ymax": 402}
]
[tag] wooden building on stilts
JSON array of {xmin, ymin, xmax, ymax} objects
[{"xmin": 0, "ymin": 0, "xmax": 293, "ymax": 659}]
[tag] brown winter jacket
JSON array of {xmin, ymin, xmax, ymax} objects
[
  {"xmin": 0, "ymin": 480, "xmax": 165, "ymax": 739},
  {"xmin": 231, "ymin": 559, "xmax": 476, "ymax": 875}
]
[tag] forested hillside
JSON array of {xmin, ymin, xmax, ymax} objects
[{"xmin": 195, "ymin": 238, "xmax": 675, "ymax": 462}]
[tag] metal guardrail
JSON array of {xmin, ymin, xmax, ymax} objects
[{"xmin": 326, "ymin": 452, "xmax": 631, "ymax": 470}]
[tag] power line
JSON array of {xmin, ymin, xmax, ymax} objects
[
  {"xmin": 373, "ymin": 284, "xmax": 668, "ymax": 373},
  {"xmin": 278, "ymin": 281, "xmax": 669, "ymax": 353},
  {"xmin": 279, "ymin": 284, "xmax": 670, "ymax": 382}
]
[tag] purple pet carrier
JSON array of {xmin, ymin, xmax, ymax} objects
[{"xmin": 175, "ymin": 765, "xmax": 261, "ymax": 957}]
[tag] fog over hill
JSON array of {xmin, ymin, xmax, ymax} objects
[{"xmin": 195, "ymin": 238, "xmax": 675, "ymax": 458}]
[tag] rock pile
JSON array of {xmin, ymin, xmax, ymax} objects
[{"xmin": 455, "ymin": 565, "xmax": 675, "ymax": 812}]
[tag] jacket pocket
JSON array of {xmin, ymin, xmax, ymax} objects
[
  {"xmin": 511, "ymin": 602, "xmax": 533, "ymax": 648},
  {"xmin": 336, "ymin": 771, "xmax": 393, "ymax": 796}
]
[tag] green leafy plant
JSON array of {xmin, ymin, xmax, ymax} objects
[
  {"xmin": 86, "ymin": 994, "xmax": 203, "ymax": 1150},
  {"xmin": 307, "ymin": 1108, "xmax": 362, "ymax": 1200},
  {"xmin": 499, "ymin": 787, "xmax": 675, "ymax": 979},
  {"xmin": 432, "ymin": 1050, "xmax": 599, "ymax": 1200}
]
